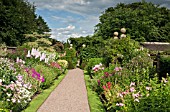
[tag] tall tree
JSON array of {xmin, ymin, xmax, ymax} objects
[
  {"xmin": 36, "ymin": 15, "xmax": 51, "ymax": 34},
  {"xmin": 0, "ymin": 0, "xmax": 51, "ymax": 46},
  {"xmin": 95, "ymin": 1, "xmax": 170, "ymax": 42}
]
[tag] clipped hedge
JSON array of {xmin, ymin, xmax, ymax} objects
[
  {"xmin": 62, "ymin": 48, "xmax": 77, "ymax": 69},
  {"xmin": 159, "ymin": 55, "xmax": 170, "ymax": 78}
]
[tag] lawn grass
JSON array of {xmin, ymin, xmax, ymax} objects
[
  {"xmin": 23, "ymin": 71, "xmax": 67, "ymax": 112},
  {"xmin": 84, "ymin": 71, "xmax": 105, "ymax": 112}
]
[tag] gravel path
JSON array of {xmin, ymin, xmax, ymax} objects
[{"xmin": 37, "ymin": 68, "xmax": 90, "ymax": 112}]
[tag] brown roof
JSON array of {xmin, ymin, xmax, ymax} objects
[{"xmin": 140, "ymin": 42, "xmax": 170, "ymax": 51}]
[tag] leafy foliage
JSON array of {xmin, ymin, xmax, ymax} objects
[
  {"xmin": 95, "ymin": 1, "xmax": 170, "ymax": 42},
  {"xmin": 0, "ymin": 0, "xmax": 50, "ymax": 46}
]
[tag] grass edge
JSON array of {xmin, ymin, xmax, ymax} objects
[{"xmin": 84, "ymin": 71, "xmax": 105, "ymax": 112}]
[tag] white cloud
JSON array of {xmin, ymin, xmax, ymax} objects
[
  {"xmin": 50, "ymin": 25, "xmax": 91, "ymax": 42},
  {"xmin": 28, "ymin": 0, "xmax": 170, "ymax": 42},
  {"xmin": 29, "ymin": 0, "xmax": 170, "ymax": 16}
]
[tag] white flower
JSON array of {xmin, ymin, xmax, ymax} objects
[
  {"xmin": 28, "ymin": 98, "xmax": 31, "ymax": 101},
  {"xmin": 16, "ymin": 57, "xmax": 19, "ymax": 63},
  {"xmin": 134, "ymin": 99, "xmax": 139, "ymax": 102},
  {"xmin": 40, "ymin": 53, "xmax": 46, "ymax": 61},
  {"xmin": 26, "ymin": 50, "xmax": 31, "ymax": 57},
  {"xmin": 6, "ymin": 93, "xmax": 12, "ymax": 97},
  {"xmin": 12, "ymin": 98, "xmax": 16, "ymax": 103},
  {"xmin": 7, "ymin": 99, "xmax": 10, "ymax": 101},
  {"xmin": 16, "ymin": 81, "xmax": 22, "ymax": 87},
  {"xmin": 0, "ymin": 79, "xmax": 2, "ymax": 83},
  {"xmin": 22, "ymin": 61, "xmax": 25, "ymax": 64},
  {"xmin": 45, "ymin": 58, "xmax": 49, "ymax": 63},
  {"xmin": 31, "ymin": 48, "xmax": 36, "ymax": 56},
  {"xmin": 24, "ymin": 100, "xmax": 27, "ymax": 103},
  {"xmin": 146, "ymin": 87, "xmax": 152, "ymax": 91},
  {"xmin": 35, "ymin": 51, "xmax": 41, "ymax": 59}
]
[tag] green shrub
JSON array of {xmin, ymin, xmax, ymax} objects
[
  {"xmin": 0, "ymin": 108, "xmax": 10, "ymax": 112},
  {"xmin": 122, "ymin": 54, "xmax": 154, "ymax": 82},
  {"xmin": 85, "ymin": 58, "xmax": 103, "ymax": 78},
  {"xmin": 103, "ymin": 36, "xmax": 147, "ymax": 65},
  {"xmin": 62, "ymin": 48, "xmax": 77, "ymax": 69},
  {"xmin": 6, "ymin": 46, "xmax": 28, "ymax": 60}
]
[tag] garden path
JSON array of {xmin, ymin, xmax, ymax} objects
[{"xmin": 37, "ymin": 68, "xmax": 90, "ymax": 112}]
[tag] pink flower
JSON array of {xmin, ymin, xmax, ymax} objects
[
  {"xmin": 16, "ymin": 74, "xmax": 23, "ymax": 82},
  {"xmin": 132, "ymin": 93, "xmax": 140, "ymax": 98},
  {"xmin": 116, "ymin": 103, "xmax": 124, "ymax": 107},
  {"xmin": 114, "ymin": 67, "xmax": 122, "ymax": 71},
  {"xmin": 92, "ymin": 63, "xmax": 103, "ymax": 72},
  {"xmin": 103, "ymin": 85, "xmax": 107, "ymax": 91},
  {"xmin": 19, "ymin": 59, "xmax": 23, "ymax": 63},
  {"xmin": 130, "ymin": 87, "xmax": 135, "ymax": 92},
  {"xmin": 0, "ymin": 79, "xmax": 2, "ymax": 86},
  {"xmin": 130, "ymin": 82, "xmax": 135, "ymax": 87},
  {"xmin": 146, "ymin": 87, "xmax": 152, "ymax": 91},
  {"xmin": 40, "ymin": 76, "xmax": 45, "ymax": 82},
  {"xmin": 122, "ymin": 91, "xmax": 129, "ymax": 95},
  {"xmin": 114, "ymin": 67, "xmax": 120, "ymax": 71}
]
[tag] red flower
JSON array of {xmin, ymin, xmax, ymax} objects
[
  {"xmin": 104, "ymin": 72, "xmax": 109, "ymax": 77},
  {"xmin": 102, "ymin": 85, "xmax": 107, "ymax": 91},
  {"xmin": 107, "ymin": 82, "xmax": 112, "ymax": 90},
  {"xmin": 50, "ymin": 62, "xmax": 61, "ymax": 69}
]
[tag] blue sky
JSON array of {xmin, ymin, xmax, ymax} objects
[{"xmin": 27, "ymin": 0, "xmax": 170, "ymax": 42}]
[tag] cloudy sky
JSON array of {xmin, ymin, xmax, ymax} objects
[{"xmin": 27, "ymin": 0, "xmax": 170, "ymax": 42}]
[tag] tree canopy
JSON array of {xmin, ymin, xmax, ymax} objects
[
  {"xmin": 0, "ymin": 0, "xmax": 50, "ymax": 46},
  {"xmin": 95, "ymin": 1, "xmax": 170, "ymax": 42}
]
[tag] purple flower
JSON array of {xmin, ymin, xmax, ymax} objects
[
  {"xmin": 97, "ymin": 80, "xmax": 100, "ymax": 86},
  {"xmin": 41, "ymin": 77, "xmax": 45, "ymax": 82}
]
